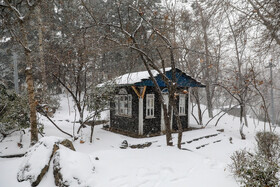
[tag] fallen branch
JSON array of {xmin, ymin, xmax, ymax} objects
[
  {"xmin": 0, "ymin": 129, "xmax": 20, "ymax": 142},
  {"xmin": 37, "ymin": 106, "xmax": 76, "ymax": 139},
  {"xmin": 84, "ymin": 120, "xmax": 109, "ymax": 126},
  {"xmin": 44, "ymin": 114, "xmax": 75, "ymax": 139},
  {"xmin": 0, "ymin": 153, "xmax": 25, "ymax": 158}
]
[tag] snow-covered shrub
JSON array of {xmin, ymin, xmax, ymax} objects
[
  {"xmin": 0, "ymin": 84, "xmax": 29, "ymax": 138},
  {"xmin": 86, "ymin": 85, "xmax": 114, "ymax": 142},
  {"xmin": 255, "ymin": 131, "xmax": 280, "ymax": 161},
  {"xmin": 86, "ymin": 85, "xmax": 114, "ymax": 116},
  {"xmin": 230, "ymin": 132, "xmax": 280, "ymax": 187},
  {"xmin": 35, "ymin": 89, "xmax": 61, "ymax": 116}
]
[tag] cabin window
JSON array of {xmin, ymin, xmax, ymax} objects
[
  {"xmin": 115, "ymin": 94, "xmax": 132, "ymax": 117},
  {"xmin": 146, "ymin": 94, "xmax": 154, "ymax": 118},
  {"xmin": 114, "ymin": 96, "xmax": 119, "ymax": 115},
  {"xmin": 127, "ymin": 95, "xmax": 132, "ymax": 116},
  {"xmin": 179, "ymin": 94, "xmax": 186, "ymax": 116}
]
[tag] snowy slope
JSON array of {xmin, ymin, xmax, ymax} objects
[{"xmin": 0, "ymin": 94, "xmax": 277, "ymax": 187}]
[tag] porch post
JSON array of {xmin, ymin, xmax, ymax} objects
[
  {"xmin": 188, "ymin": 87, "xmax": 191, "ymax": 127},
  {"xmin": 139, "ymin": 97, "xmax": 144, "ymax": 135}
]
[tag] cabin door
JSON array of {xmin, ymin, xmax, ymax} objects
[{"xmin": 161, "ymin": 94, "xmax": 173, "ymax": 132}]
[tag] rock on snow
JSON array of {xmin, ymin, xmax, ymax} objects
[
  {"xmin": 17, "ymin": 136, "xmax": 73, "ymax": 186},
  {"xmin": 53, "ymin": 146, "xmax": 95, "ymax": 187}
]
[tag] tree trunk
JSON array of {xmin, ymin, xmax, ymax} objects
[
  {"xmin": 197, "ymin": 1, "xmax": 213, "ymax": 118},
  {"xmin": 193, "ymin": 88, "xmax": 203, "ymax": 125},
  {"xmin": 205, "ymin": 82, "xmax": 213, "ymax": 118},
  {"xmin": 37, "ymin": 4, "xmax": 48, "ymax": 103},
  {"xmin": 239, "ymin": 122, "xmax": 246, "ymax": 140},
  {"xmin": 21, "ymin": 21, "xmax": 38, "ymax": 146},
  {"xmin": 240, "ymin": 104, "xmax": 246, "ymax": 140},
  {"xmin": 172, "ymin": 102, "xmax": 183, "ymax": 149},
  {"xmin": 90, "ymin": 125, "xmax": 94, "ymax": 143},
  {"xmin": 163, "ymin": 104, "xmax": 173, "ymax": 146},
  {"xmin": 169, "ymin": 46, "xmax": 183, "ymax": 148},
  {"xmin": 140, "ymin": 56, "xmax": 173, "ymax": 146},
  {"xmin": 243, "ymin": 105, "xmax": 248, "ymax": 127},
  {"xmin": 25, "ymin": 68, "xmax": 38, "ymax": 146}
]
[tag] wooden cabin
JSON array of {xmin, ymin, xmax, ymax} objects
[{"xmin": 107, "ymin": 68, "xmax": 205, "ymax": 137}]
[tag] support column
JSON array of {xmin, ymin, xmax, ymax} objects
[
  {"xmin": 139, "ymin": 98, "xmax": 144, "ymax": 135},
  {"xmin": 188, "ymin": 87, "xmax": 191, "ymax": 127},
  {"xmin": 132, "ymin": 86, "xmax": 146, "ymax": 136}
]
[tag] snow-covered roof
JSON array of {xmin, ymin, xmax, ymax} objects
[
  {"xmin": 113, "ymin": 67, "xmax": 172, "ymax": 85},
  {"xmin": 99, "ymin": 67, "xmax": 205, "ymax": 88}
]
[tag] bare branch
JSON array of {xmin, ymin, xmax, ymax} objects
[
  {"xmin": 80, "ymin": 0, "xmax": 97, "ymax": 25},
  {"xmin": 3, "ymin": 0, "xmax": 24, "ymax": 20},
  {"xmin": 9, "ymin": 29, "xmax": 32, "ymax": 52}
]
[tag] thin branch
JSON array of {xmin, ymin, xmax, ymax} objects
[
  {"xmin": 214, "ymin": 83, "xmax": 242, "ymax": 104},
  {"xmin": 129, "ymin": 5, "xmax": 172, "ymax": 47},
  {"xmin": 52, "ymin": 73, "xmax": 80, "ymax": 112},
  {"xmin": 0, "ymin": 103, "xmax": 7, "ymax": 116},
  {"xmin": 40, "ymin": 110, "xmax": 74, "ymax": 139},
  {"xmin": 247, "ymin": 0, "xmax": 280, "ymax": 45},
  {"xmin": 0, "ymin": 4, "xmax": 9, "ymax": 8},
  {"xmin": 132, "ymin": 18, "xmax": 143, "ymax": 38},
  {"xmin": 80, "ymin": 0, "xmax": 97, "ymax": 25},
  {"xmin": 9, "ymin": 29, "xmax": 32, "ymax": 52},
  {"xmin": 27, "ymin": 0, "xmax": 34, "ymax": 7},
  {"xmin": 3, "ymin": 0, "xmax": 23, "ymax": 20}
]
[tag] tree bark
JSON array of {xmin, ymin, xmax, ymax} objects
[
  {"xmin": 169, "ymin": 47, "xmax": 183, "ymax": 149},
  {"xmin": 90, "ymin": 125, "xmax": 94, "ymax": 143},
  {"xmin": 162, "ymin": 103, "xmax": 173, "ymax": 146},
  {"xmin": 193, "ymin": 88, "xmax": 203, "ymax": 125},
  {"xmin": 239, "ymin": 104, "xmax": 246, "ymax": 140},
  {"xmin": 172, "ymin": 103, "xmax": 183, "ymax": 149},
  {"xmin": 142, "ymin": 59, "xmax": 173, "ymax": 146},
  {"xmin": 37, "ymin": 4, "xmax": 48, "ymax": 103},
  {"xmin": 21, "ymin": 21, "xmax": 38, "ymax": 146},
  {"xmin": 197, "ymin": 1, "xmax": 213, "ymax": 118}
]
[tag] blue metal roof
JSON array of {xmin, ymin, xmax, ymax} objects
[{"xmin": 133, "ymin": 68, "xmax": 205, "ymax": 88}]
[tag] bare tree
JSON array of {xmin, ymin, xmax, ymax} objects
[
  {"xmin": 246, "ymin": 0, "xmax": 280, "ymax": 46},
  {"xmin": 225, "ymin": 0, "xmax": 280, "ymax": 55},
  {"xmin": 190, "ymin": 0, "xmax": 224, "ymax": 118}
]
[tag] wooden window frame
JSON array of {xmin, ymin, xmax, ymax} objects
[
  {"xmin": 115, "ymin": 94, "xmax": 132, "ymax": 117},
  {"xmin": 146, "ymin": 94, "xmax": 155, "ymax": 118},
  {"xmin": 179, "ymin": 94, "xmax": 186, "ymax": 116}
]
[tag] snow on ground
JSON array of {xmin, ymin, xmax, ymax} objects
[{"xmin": 0, "ymin": 94, "xmax": 278, "ymax": 187}]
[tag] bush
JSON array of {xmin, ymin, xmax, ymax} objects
[
  {"xmin": 255, "ymin": 132, "xmax": 280, "ymax": 161},
  {"xmin": 230, "ymin": 132, "xmax": 280, "ymax": 187},
  {"xmin": 0, "ymin": 84, "xmax": 30, "ymax": 138}
]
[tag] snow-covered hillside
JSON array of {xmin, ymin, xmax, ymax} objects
[{"xmin": 0, "ymin": 95, "xmax": 277, "ymax": 187}]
